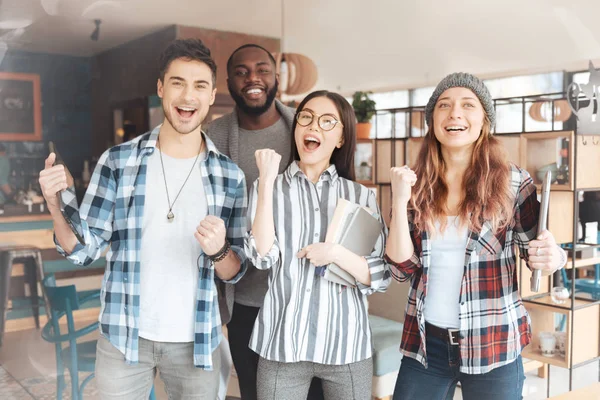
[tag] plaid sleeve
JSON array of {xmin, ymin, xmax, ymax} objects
[
  {"xmin": 385, "ymin": 209, "xmax": 422, "ymax": 282},
  {"xmin": 219, "ymin": 169, "xmax": 248, "ymax": 284},
  {"xmin": 357, "ymin": 190, "xmax": 391, "ymax": 295},
  {"xmin": 56, "ymin": 150, "xmax": 115, "ymax": 265},
  {"xmin": 244, "ymin": 179, "xmax": 281, "ymax": 270},
  {"xmin": 512, "ymin": 167, "xmax": 540, "ymax": 267}
]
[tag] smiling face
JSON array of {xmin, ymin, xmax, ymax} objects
[
  {"xmin": 157, "ymin": 57, "xmax": 216, "ymax": 135},
  {"xmin": 227, "ymin": 46, "xmax": 278, "ymax": 115},
  {"xmin": 432, "ymin": 87, "xmax": 486, "ymax": 150},
  {"xmin": 294, "ymin": 96, "xmax": 344, "ymax": 171}
]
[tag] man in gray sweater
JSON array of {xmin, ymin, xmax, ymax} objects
[{"xmin": 206, "ymin": 44, "xmax": 323, "ymax": 400}]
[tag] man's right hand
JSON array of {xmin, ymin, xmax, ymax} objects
[
  {"xmin": 39, "ymin": 153, "xmax": 68, "ymax": 212},
  {"xmin": 255, "ymin": 149, "xmax": 281, "ymax": 184}
]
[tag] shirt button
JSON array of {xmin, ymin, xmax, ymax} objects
[
  {"xmin": 124, "ymin": 276, "xmax": 128, "ymax": 282},
  {"xmin": 314, "ymin": 233, "xmax": 319, "ymax": 237},
  {"xmin": 306, "ymin": 288, "xmax": 311, "ymax": 293},
  {"xmin": 460, "ymin": 302, "xmax": 465, "ymax": 306},
  {"xmin": 315, "ymin": 208, "xmax": 319, "ymax": 212}
]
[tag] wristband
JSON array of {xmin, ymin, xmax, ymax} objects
[{"xmin": 210, "ymin": 240, "xmax": 230, "ymax": 263}]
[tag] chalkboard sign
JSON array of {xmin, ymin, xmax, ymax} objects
[{"xmin": 0, "ymin": 72, "xmax": 42, "ymax": 141}]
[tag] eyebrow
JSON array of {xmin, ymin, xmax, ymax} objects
[
  {"xmin": 302, "ymin": 108, "xmax": 340, "ymax": 118},
  {"xmin": 169, "ymin": 76, "xmax": 210, "ymax": 85},
  {"xmin": 233, "ymin": 61, "xmax": 272, "ymax": 69}
]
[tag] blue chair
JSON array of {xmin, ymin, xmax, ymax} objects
[
  {"xmin": 559, "ymin": 267, "xmax": 600, "ymax": 300},
  {"xmin": 41, "ymin": 274, "xmax": 157, "ymax": 400}
]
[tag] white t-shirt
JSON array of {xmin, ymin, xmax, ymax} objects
[
  {"xmin": 424, "ymin": 216, "xmax": 469, "ymax": 329},
  {"xmin": 139, "ymin": 150, "xmax": 207, "ymax": 342}
]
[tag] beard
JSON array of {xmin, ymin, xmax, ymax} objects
[{"xmin": 229, "ymin": 80, "xmax": 279, "ymax": 116}]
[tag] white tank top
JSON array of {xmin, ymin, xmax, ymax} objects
[{"xmin": 424, "ymin": 216, "xmax": 469, "ymax": 329}]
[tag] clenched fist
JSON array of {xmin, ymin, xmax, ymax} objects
[
  {"xmin": 390, "ymin": 166, "xmax": 417, "ymax": 206},
  {"xmin": 255, "ymin": 149, "xmax": 281, "ymax": 184},
  {"xmin": 194, "ymin": 215, "xmax": 227, "ymax": 257},
  {"xmin": 38, "ymin": 153, "xmax": 72, "ymax": 212}
]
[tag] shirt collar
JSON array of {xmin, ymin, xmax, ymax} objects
[
  {"xmin": 138, "ymin": 124, "xmax": 221, "ymax": 161},
  {"xmin": 284, "ymin": 161, "xmax": 339, "ymax": 185}
]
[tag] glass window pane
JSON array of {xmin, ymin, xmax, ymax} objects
[
  {"xmin": 374, "ymin": 112, "xmax": 393, "ymax": 138},
  {"xmin": 371, "ymin": 90, "xmax": 409, "ymax": 109},
  {"xmin": 394, "ymin": 112, "xmax": 407, "ymax": 138},
  {"xmin": 495, "ymin": 101, "xmax": 524, "ymax": 134},
  {"xmin": 411, "ymin": 86, "xmax": 435, "ymax": 107},
  {"xmin": 484, "ymin": 72, "xmax": 563, "ymax": 99}
]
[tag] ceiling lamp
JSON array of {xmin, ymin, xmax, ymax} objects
[
  {"xmin": 274, "ymin": 52, "xmax": 318, "ymax": 96},
  {"xmin": 90, "ymin": 19, "xmax": 101, "ymax": 41},
  {"xmin": 529, "ymin": 100, "xmax": 572, "ymax": 123},
  {"xmin": 274, "ymin": 0, "xmax": 317, "ymax": 96}
]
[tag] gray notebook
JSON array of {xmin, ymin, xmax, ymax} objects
[{"xmin": 324, "ymin": 205, "xmax": 383, "ymax": 286}]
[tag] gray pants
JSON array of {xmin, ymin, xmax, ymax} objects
[
  {"xmin": 95, "ymin": 336, "xmax": 220, "ymax": 400},
  {"xmin": 257, "ymin": 357, "xmax": 372, "ymax": 400}
]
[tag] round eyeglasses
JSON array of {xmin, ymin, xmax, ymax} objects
[{"xmin": 296, "ymin": 110, "xmax": 343, "ymax": 131}]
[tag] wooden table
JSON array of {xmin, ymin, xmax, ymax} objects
[
  {"xmin": 549, "ymin": 382, "xmax": 600, "ymax": 399},
  {"xmin": 0, "ymin": 214, "xmax": 53, "ymax": 223},
  {"xmin": 0, "ymin": 229, "xmax": 55, "ymax": 250}
]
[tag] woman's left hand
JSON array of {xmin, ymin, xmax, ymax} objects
[
  {"xmin": 297, "ymin": 243, "xmax": 339, "ymax": 267},
  {"xmin": 528, "ymin": 230, "xmax": 565, "ymax": 271}
]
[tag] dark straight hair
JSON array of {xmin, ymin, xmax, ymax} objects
[{"xmin": 291, "ymin": 90, "xmax": 357, "ymax": 181}]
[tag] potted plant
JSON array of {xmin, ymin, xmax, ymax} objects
[{"xmin": 352, "ymin": 91, "xmax": 376, "ymax": 139}]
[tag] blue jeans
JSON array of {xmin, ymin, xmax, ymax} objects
[{"xmin": 393, "ymin": 335, "xmax": 525, "ymax": 400}]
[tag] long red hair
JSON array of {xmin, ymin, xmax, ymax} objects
[{"xmin": 410, "ymin": 117, "xmax": 514, "ymax": 235}]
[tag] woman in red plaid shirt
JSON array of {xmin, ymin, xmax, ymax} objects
[{"xmin": 385, "ymin": 72, "xmax": 567, "ymax": 400}]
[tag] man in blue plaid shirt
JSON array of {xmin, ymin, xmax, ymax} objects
[{"xmin": 39, "ymin": 39, "xmax": 247, "ymax": 399}]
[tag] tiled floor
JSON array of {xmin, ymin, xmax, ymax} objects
[
  {"xmin": 0, "ymin": 323, "xmax": 598, "ymax": 399},
  {"xmin": 0, "ymin": 319, "xmax": 240, "ymax": 400}
]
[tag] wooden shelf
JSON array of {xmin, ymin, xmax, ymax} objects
[
  {"xmin": 524, "ymin": 297, "xmax": 599, "ymax": 367},
  {"xmin": 523, "ymin": 293, "xmax": 596, "ymax": 312},
  {"xmin": 520, "ymin": 130, "xmax": 574, "ymax": 191},
  {"xmin": 522, "ymin": 347, "xmax": 568, "ymax": 368},
  {"xmin": 565, "ymin": 257, "xmax": 600, "ymax": 269},
  {"xmin": 534, "ymin": 183, "xmax": 572, "ymax": 191}
]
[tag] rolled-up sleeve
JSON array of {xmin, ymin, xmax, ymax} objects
[
  {"xmin": 385, "ymin": 210, "xmax": 422, "ymax": 283},
  {"xmin": 219, "ymin": 173, "xmax": 248, "ymax": 284},
  {"xmin": 244, "ymin": 180, "xmax": 280, "ymax": 270},
  {"xmin": 55, "ymin": 150, "xmax": 115, "ymax": 266}
]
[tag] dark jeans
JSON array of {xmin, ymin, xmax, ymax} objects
[
  {"xmin": 227, "ymin": 302, "xmax": 324, "ymax": 400},
  {"xmin": 393, "ymin": 334, "xmax": 525, "ymax": 400}
]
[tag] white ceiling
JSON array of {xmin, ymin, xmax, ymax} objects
[{"xmin": 2, "ymin": 0, "xmax": 600, "ymax": 95}]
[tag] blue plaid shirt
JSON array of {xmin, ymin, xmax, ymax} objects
[{"xmin": 56, "ymin": 125, "xmax": 248, "ymax": 370}]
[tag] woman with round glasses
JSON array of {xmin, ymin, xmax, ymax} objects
[{"xmin": 244, "ymin": 90, "xmax": 391, "ymax": 399}]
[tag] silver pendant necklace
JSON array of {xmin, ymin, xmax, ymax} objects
[{"xmin": 157, "ymin": 136, "xmax": 203, "ymax": 221}]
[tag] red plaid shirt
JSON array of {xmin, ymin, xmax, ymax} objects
[{"xmin": 386, "ymin": 165, "xmax": 539, "ymax": 374}]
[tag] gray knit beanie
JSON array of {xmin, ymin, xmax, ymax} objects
[{"xmin": 425, "ymin": 72, "xmax": 495, "ymax": 128}]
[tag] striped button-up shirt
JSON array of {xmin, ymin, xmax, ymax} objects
[
  {"xmin": 245, "ymin": 162, "xmax": 391, "ymax": 365},
  {"xmin": 386, "ymin": 164, "xmax": 539, "ymax": 374},
  {"xmin": 56, "ymin": 126, "xmax": 247, "ymax": 370}
]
